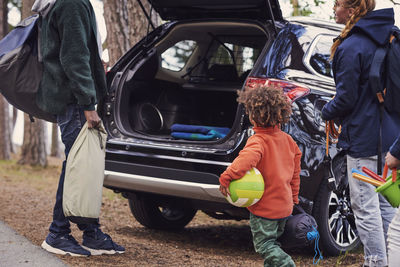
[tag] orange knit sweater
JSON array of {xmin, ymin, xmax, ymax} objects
[{"xmin": 219, "ymin": 126, "xmax": 302, "ymax": 219}]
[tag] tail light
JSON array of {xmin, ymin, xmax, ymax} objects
[{"xmin": 245, "ymin": 77, "xmax": 310, "ymax": 102}]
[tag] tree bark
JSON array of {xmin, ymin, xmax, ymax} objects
[
  {"xmin": 1, "ymin": 0, "xmax": 6, "ymax": 35},
  {"xmin": 18, "ymin": 0, "xmax": 47, "ymax": 167},
  {"xmin": 50, "ymin": 123, "xmax": 61, "ymax": 157},
  {"xmin": 103, "ymin": 0, "xmax": 158, "ymax": 65},
  {"xmin": 0, "ymin": 0, "xmax": 11, "ymax": 160},
  {"xmin": 22, "ymin": 0, "xmax": 34, "ymax": 18},
  {"xmin": 0, "ymin": 97, "xmax": 11, "ymax": 160},
  {"xmin": 291, "ymin": 0, "xmax": 300, "ymax": 16},
  {"xmin": 10, "ymin": 107, "xmax": 18, "ymax": 153},
  {"xmin": 8, "ymin": 109, "xmax": 15, "ymax": 154},
  {"xmin": 18, "ymin": 114, "xmax": 47, "ymax": 167}
]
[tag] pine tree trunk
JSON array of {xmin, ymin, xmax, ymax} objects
[
  {"xmin": 103, "ymin": 0, "xmax": 158, "ymax": 65},
  {"xmin": 0, "ymin": 0, "xmax": 11, "ymax": 160},
  {"xmin": 18, "ymin": 114, "xmax": 47, "ymax": 167},
  {"xmin": 12, "ymin": 107, "xmax": 17, "ymax": 127},
  {"xmin": 0, "ymin": 0, "xmax": 6, "ymax": 35},
  {"xmin": 18, "ymin": 0, "xmax": 48, "ymax": 167},
  {"xmin": 291, "ymin": 0, "xmax": 300, "ymax": 16},
  {"xmin": 50, "ymin": 123, "xmax": 61, "ymax": 157},
  {"xmin": 8, "ymin": 109, "xmax": 15, "ymax": 153},
  {"xmin": 22, "ymin": 0, "xmax": 34, "ymax": 19},
  {"xmin": 0, "ymin": 97, "xmax": 11, "ymax": 160},
  {"xmin": 9, "ymin": 107, "xmax": 18, "ymax": 153}
]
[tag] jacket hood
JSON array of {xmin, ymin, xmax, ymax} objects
[
  {"xmin": 351, "ymin": 8, "xmax": 394, "ymax": 46},
  {"xmin": 32, "ymin": 0, "xmax": 56, "ymax": 17}
]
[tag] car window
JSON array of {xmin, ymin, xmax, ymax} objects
[
  {"xmin": 208, "ymin": 43, "xmax": 261, "ymax": 78},
  {"xmin": 308, "ymin": 35, "xmax": 333, "ymax": 78},
  {"xmin": 161, "ymin": 40, "xmax": 197, "ymax": 72}
]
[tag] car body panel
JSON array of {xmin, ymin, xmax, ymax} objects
[
  {"xmin": 103, "ymin": 17, "xmax": 342, "ymax": 204},
  {"xmin": 100, "ymin": 13, "xmax": 361, "ymax": 253},
  {"xmin": 147, "ymin": 0, "xmax": 283, "ymax": 21}
]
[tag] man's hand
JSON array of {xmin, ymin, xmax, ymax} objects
[
  {"xmin": 84, "ymin": 110, "xmax": 101, "ymax": 129},
  {"xmin": 219, "ymin": 184, "xmax": 230, "ymax": 197},
  {"xmin": 385, "ymin": 152, "xmax": 400, "ymax": 169}
]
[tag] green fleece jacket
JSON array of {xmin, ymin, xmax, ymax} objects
[{"xmin": 37, "ymin": 0, "xmax": 107, "ymax": 114}]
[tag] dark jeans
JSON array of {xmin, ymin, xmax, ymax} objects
[{"xmin": 49, "ymin": 104, "xmax": 100, "ymax": 236}]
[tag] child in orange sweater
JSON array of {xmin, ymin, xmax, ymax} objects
[{"xmin": 219, "ymin": 85, "xmax": 301, "ymax": 267}]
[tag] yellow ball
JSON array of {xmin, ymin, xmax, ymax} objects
[{"xmin": 226, "ymin": 167, "xmax": 265, "ymax": 207}]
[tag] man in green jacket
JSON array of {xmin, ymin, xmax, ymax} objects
[{"xmin": 32, "ymin": 0, "xmax": 125, "ymax": 256}]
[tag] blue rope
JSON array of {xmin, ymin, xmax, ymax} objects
[
  {"xmin": 307, "ymin": 231, "xmax": 319, "ymax": 240},
  {"xmin": 307, "ymin": 226, "xmax": 323, "ymax": 265}
]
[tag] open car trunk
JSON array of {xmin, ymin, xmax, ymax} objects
[{"xmin": 114, "ymin": 21, "xmax": 268, "ymax": 142}]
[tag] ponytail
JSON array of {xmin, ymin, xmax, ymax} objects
[{"xmin": 330, "ymin": 0, "xmax": 376, "ymax": 59}]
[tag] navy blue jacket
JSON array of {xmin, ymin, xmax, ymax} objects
[
  {"xmin": 390, "ymin": 136, "xmax": 400, "ymax": 159},
  {"xmin": 321, "ymin": 8, "xmax": 400, "ymax": 158}
]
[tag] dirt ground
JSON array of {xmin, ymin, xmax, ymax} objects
[{"xmin": 0, "ymin": 156, "xmax": 364, "ymax": 266}]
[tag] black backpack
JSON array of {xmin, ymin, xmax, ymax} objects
[
  {"xmin": 0, "ymin": 14, "xmax": 56, "ymax": 123},
  {"xmin": 369, "ymin": 27, "xmax": 400, "ymax": 174}
]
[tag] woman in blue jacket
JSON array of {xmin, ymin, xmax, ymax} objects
[{"xmin": 321, "ymin": 1, "xmax": 400, "ymax": 266}]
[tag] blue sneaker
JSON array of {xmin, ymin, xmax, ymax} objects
[
  {"xmin": 41, "ymin": 233, "xmax": 90, "ymax": 256},
  {"xmin": 82, "ymin": 230, "xmax": 125, "ymax": 255}
]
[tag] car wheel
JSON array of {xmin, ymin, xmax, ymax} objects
[
  {"xmin": 128, "ymin": 194, "xmax": 197, "ymax": 231},
  {"xmin": 313, "ymin": 178, "xmax": 360, "ymax": 256}
]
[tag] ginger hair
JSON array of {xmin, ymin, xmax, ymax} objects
[
  {"xmin": 237, "ymin": 85, "xmax": 292, "ymax": 128},
  {"xmin": 330, "ymin": 0, "xmax": 375, "ymax": 59}
]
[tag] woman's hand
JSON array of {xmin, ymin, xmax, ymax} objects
[{"xmin": 385, "ymin": 152, "xmax": 400, "ymax": 169}]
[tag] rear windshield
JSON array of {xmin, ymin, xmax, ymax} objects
[{"xmin": 161, "ymin": 40, "xmax": 197, "ymax": 71}]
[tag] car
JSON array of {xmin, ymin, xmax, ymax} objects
[{"xmin": 100, "ymin": 0, "xmax": 359, "ymax": 256}]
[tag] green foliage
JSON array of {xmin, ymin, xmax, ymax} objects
[
  {"xmin": 291, "ymin": 0, "xmax": 326, "ymax": 17},
  {"xmin": 314, "ymin": 0, "xmax": 326, "ymax": 7},
  {"xmin": 299, "ymin": 6, "xmax": 313, "ymax": 17}
]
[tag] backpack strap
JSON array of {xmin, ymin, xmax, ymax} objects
[
  {"xmin": 377, "ymin": 103, "xmax": 384, "ymax": 175},
  {"xmin": 369, "ymin": 47, "xmax": 388, "ymax": 97},
  {"xmin": 369, "ymin": 46, "xmax": 389, "ymax": 175}
]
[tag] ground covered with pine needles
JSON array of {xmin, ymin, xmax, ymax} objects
[{"xmin": 0, "ymin": 154, "xmax": 363, "ymax": 266}]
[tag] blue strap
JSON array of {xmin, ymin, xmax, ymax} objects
[
  {"xmin": 369, "ymin": 47, "xmax": 388, "ymax": 94},
  {"xmin": 307, "ymin": 226, "xmax": 323, "ymax": 265},
  {"xmin": 369, "ymin": 46, "xmax": 388, "ymax": 175}
]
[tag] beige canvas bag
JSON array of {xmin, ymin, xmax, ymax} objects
[{"xmin": 63, "ymin": 121, "xmax": 107, "ymax": 224}]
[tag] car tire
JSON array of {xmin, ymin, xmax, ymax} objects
[
  {"xmin": 128, "ymin": 194, "xmax": 197, "ymax": 231},
  {"xmin": 313, "ymin": 178, "xmax": 360, "ymax": 256}
]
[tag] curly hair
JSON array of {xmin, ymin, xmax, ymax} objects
[
  {"xmin": 330, "ymin": 0, "xmax": 376, "ymax": 59},
  {"xmin": 237, "ymin": 85, "xmax": 292, "ymax": 128}
]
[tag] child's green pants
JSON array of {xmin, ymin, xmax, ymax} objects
[{"xmin": 249, "ymin": 213, "xmax": 295, "ymax": 267}]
